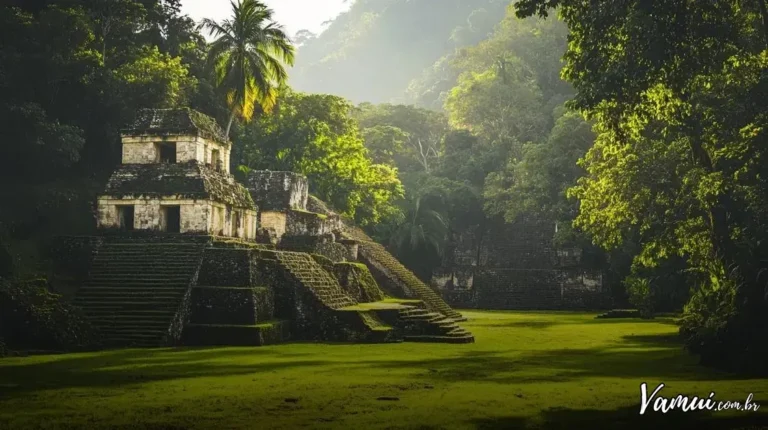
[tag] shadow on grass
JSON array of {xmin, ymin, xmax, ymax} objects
[
  {"xmin": 470, "ymin": 404, "xmax": 768, "ymax": 429},
  {"xmin": 0, "ymin": 346, "xmax": 332, "ymax": 397},
  {"xmin": 622, "ymin": 333, "xmax": 682, "ymax": 346},
  {"xmin": 0, "ymin": 326, "xmax": 743, "ymax": 398},
  {"xmin": 467, "ymin": 315, "xmax": 680, "ymax": 330},
  {"xmin": 586, "ymin": 317, "xmax": 681, "ymax": 327},
  {"xmin": 352, "ymin": 331, "xmax": 744, "ymax": 384},
  {"xmin": 471, "ymin": 321, "xmax": 562, "ymax": 329}
]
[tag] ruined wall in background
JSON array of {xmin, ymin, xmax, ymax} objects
[
  {"xmin": 433, "ymin": 218, "xmax": 610, "ymax": 310},
  {"xmin": 246, "ymin": 171, "xmax": 308, "ymax": 211}
]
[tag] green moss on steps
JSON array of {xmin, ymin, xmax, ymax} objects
[
  {"xmin": 189, "ymin": 286, "xmax": 274, "ymax": 325},
  {"xmin": 181, "ymin": 320, "xmax": 290, "ymax": 346},
  {"xmin": 356, "ymin": 240, "xmax": 464, "ymax": 321},
  {"xmin": 291, "ymin": 208, "xmax": 328, "ymax": 220},
  {"xmin": 72, "ymin": 239, "xmax": 207, "ymax": 347},
  {"xmin": 333, "ymin": 261, "xmax": 386, "ymax": 303}
]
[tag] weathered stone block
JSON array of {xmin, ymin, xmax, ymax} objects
[
  {"xmin": 189, "ymin": 286, "xmax": 274, "ymax": 325},
  {"xmin": 246, "ymin": 170, "xmax": 308, "ymax": 211},
  {"xmin": 198, "ymin": 248, "xmax": 253, "ymax": 286},
  {"xmin": 333, "ymin": 262, "xmax": 386, "ymax": 302}
]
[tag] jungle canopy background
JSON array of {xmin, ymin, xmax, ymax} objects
[{"xmin": 2, "ymin": 0, "xmax": 767, "ymax": 375}]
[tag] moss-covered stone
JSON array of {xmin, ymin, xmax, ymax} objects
[
  {"xmin": 311, "ymin": 253, "xmax": 335, "ymax": 271},
  {"xmin": 123, "ymin": 108, "xmax": 230, "ymax": 146},
  {"xmin": 286, "ymin": 209, "xmax": 338, "ymax": 236},
  {"xmin": 246, "ymin": 170, "xmax": 308, "ymax": 211},
  {"xmin": 197, "ymin": 248, "xmax": 253, "ymax": 286},
  {"xmin": 189, "ymin": 286, "xmax": 274, "ymax": 325},
  {"xmin": 333, "ymin": 262, "xmax": 386, "ymax": 302},
  {"xmin": 278, "ymin": 235, "xmax": 348, "ymax": 262},
  {"xmin": 70, "ymin": 238, "xmax": 207, "ymax": 347},
  {"xmin": 181, "ymin": 320, "xmax": 290, "ymax": 346},
  {"xmin": 103, "ymin": 161, "xmax": 254, "ymax": 208},
  {"xmin": 357, "ymin": 240, "xmax": 463, "ymax": 320}
]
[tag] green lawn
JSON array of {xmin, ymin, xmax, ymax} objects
[{"xmin": 1, "ymin": 311, "xmax": 767, "ymax": 429}]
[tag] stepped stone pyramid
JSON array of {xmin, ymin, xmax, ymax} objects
[{"xmin": 55, "ymin": 108, "xmax": 472, "ymax": 348}]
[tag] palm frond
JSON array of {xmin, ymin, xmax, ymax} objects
[{"xmin": 205, "ymin": 0, "xmax": 295, "ymax": 123}]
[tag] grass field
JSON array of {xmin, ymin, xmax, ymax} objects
[{"xmin": 1, "ymin": 311, "xmax": 767, "ymax": 429}]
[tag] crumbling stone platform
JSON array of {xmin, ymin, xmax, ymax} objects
[{"xmin": 58, "ymin": 108, "xmax": 472, "ymax": 348}]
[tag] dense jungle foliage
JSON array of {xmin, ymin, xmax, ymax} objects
[{"xmin": 2, "ymin": 0, "xmax": 766, "ymax": 375}]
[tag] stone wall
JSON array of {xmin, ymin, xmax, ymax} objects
[
  {"xmin": 278, "ymin": 235, "xmax": 349, "ymax": 262},
  {"xmin": 97, "ymin": 197, "xmax": 257, "ymax": 239},
  {"xmin": 285, "ymin": 209, "xmax": 337, "ymax": 236},
  {"xmin": 121, "ymin": 134, "xmax": 231, "ymax": 173},
  {"xmin": 433, "ymin": 219, "xmax": 610, "ymax": 310},
  {"xmin": 246, "ymin": 171, "xmax": 308, "ymax": 211},
  {"xmin": 333, "ymin": 262, "xmax": 386, "ymax": 302},
  {"xmin": 260, "ymin": 211, "xmax": 287, "ymax": 239}
]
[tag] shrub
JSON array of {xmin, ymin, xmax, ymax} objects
[
  {"xmin": 679, "ymin": 275, "xmax": 768, "ymax": 376},
  {"xmin": 624, "ymin": 276, "xmax": 654, "ymax": 318},
  {"xmin": 0, "ymin": 277, "xmax": 97, "ymax": 351}
]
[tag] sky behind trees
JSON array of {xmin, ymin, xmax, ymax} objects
[{"xmin": 181, "ymin": 0, "xmax": 351, "ymax": 38}]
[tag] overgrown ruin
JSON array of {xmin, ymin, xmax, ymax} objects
[
  {"xmin": 54, "ymin": 108, "xmax": 473, "ymax": 347},
  {"xmin": 431, "ymin": 219, "xmax": 609, "ymax": 310}
]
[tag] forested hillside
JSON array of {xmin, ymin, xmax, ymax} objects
[
  {"xmin": 3, "ymin": 0, "xmax": 768, "ymax": 376},
  {"xmin": 289, "ymin": 0, "xmax": 510, "ymax": 105}
]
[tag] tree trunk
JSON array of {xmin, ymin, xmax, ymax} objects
[
  {"xmin": 687, "ymin": 136, "xmax": 740, "ymax": 277},
  {"xmin": 225, "ymin": 108, "xmax": 236, "ymax": 138},
  {"xmin": 758, "ymin": 0, "xmax": 768, "ymax": 50}
]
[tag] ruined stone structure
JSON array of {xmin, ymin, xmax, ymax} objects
[
  {"xmin": 97, "ymin": 108, "xmax": 257, "ymax": 239},
  {"xmin": 431, "ymin": 218, "xmax": 609, "ymax": 310},
  {"xmin": 57, "ymin": 108, "xmax": 472, "ymax": 348}
]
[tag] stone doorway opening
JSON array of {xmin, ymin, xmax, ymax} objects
[
  {"xmin": 156, "ymin": 142, "xmax": 177, "ymax": 164},
  {"xmin": 117, "ymin": 205, "xmax": 134, "ymax": 230},
  {"xmin": 162, "ymin": 205, "xmax": 181, "ymax": 233}
]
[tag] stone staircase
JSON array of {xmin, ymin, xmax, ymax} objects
[
  {"xmin": 73, "ymin": 239, "xmax": 206, "ymax": 347},
  {"xmin": 274, "ymin": 251, "xmax": 358, "ymax": 310},
  {"xmin": 398, "ymin": 306, "xmax": 474, "ymax": 343},
  {"xmin": 356, "ymin": 240, "xmax": 465, "ymax": 321},
  {"xmin": 356, "ymin": 310, "xmax": 397, "ymax": 342}
]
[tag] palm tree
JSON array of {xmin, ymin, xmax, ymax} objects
[
  {"xmin": 199, "ymin": 0, "xmax": 295, "ymax": 137},
  {"xmin": 391, "ymin": 194, "xmax": 448, "ymax": 257}
]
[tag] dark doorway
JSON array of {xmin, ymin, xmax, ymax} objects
[
  {"xmin": 157, "ymin": 142, "xmax": 177, "ymax": 163},
  {"xmin": 233, "ymin": 211, "xmax": 241, "ymax": 238},
  {"xmin": 211, "ymin": 149, "xmax": 221, "ymax": 171},
  {"xmin": 117, "ymin": 205, "xmax": 134, "ymax": 230},
  {"xmin": 163, "ymin": 206, "xmax": 181, "ymax": 233}
]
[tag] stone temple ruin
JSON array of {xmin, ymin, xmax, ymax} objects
[
  {"xmin": 431, "ymin": 219, "xmax": 608, "ymax": 310},
  {"xmin": 54, "ymin": 108, "xmax": 472, "ymax": 347}
]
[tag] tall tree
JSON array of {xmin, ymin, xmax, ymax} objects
[
  {"xmin": 199, "ymin": 0, "xmax": 295, "ymax": 137},
  {"xmin": 513, "ymin": 0, "xmax": 768, "ymax": 373}
]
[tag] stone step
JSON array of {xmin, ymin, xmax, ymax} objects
[
  {"xmin": 94, "ymin": 322, "xmax": 171, "ymax": 331},
  {"xmin": 75, "ymin": 296, "xmax": 184, "ymax": 303},
  {"xmin": 84, "ymin": 311, "xmax": 176, "ymax": 319},
  {"xmin": 76, "ymin": 302, "xmax": 181, "ymax": 311},
  {"xmin": 90, "ymin": 261, "xmax": 199, "ymax": 267},
  {"xmin": 82, "ymin": 312, "xmax": 178, "ymax": 320},
  {"xmin": 99, "ymin": 332, "xmax": 166, "ymax": 339},
  {"xmin": 403, "ymin": 335, "xmax": 475, "ymax": 344},
  {"xmin": 99, "ymin": 334, "xmax": 166, "ymax": 347},
  {"xmin": 82, "ymin": 280, "xmax": 190, "ymax": 287},
  {"xmin": 88, "ymin": 268, "xmax": 197, "ymax": 275},
  {"xmin": 93, "ymin": 251, "xmax": 199, "ymax": 257},
  {"xmin": 86, "ymin": 275, "xmax": 192, "ymax": 281},
  {"xmin": 75, "ymin": 288, "xmax": 186, "ymax": 296},
  {"xmin": 402, "ymin": 312, "xmax": 443, "ymax": 320}
]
